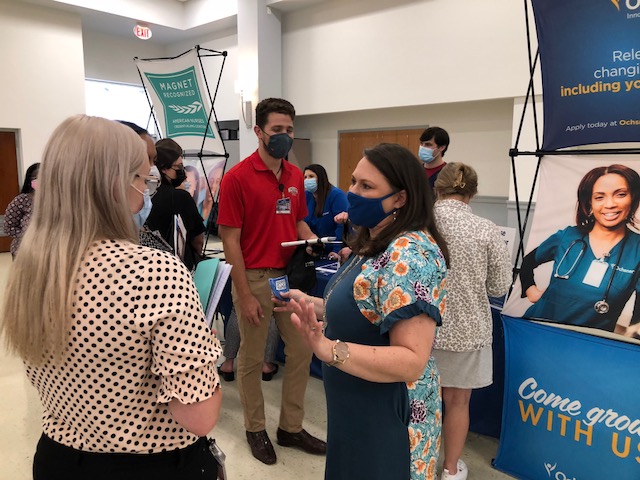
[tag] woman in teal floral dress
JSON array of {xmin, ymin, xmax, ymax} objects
[
  {"xmin": 356, "ymin": 231, "xmax": 445, "ymax": 480},
  {"xmin": 276, "ymin": 143, "xmax": 448, "ymax": 480},
  {"xmin": 408, "ymin": 354, "xmax": 442, "ymax": 479}
]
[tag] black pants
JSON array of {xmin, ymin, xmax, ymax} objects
[{"xmin": 33, "ymin": 434, "xmax": 218, "ymax": 480}]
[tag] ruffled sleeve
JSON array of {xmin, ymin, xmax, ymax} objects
[
  {"xmin": 355, "ymin": 231, "xmax": 447, "ymax": 335},
  {"xmin": 149, "ymin": 253, "xmax": 222, "ymax": 404}
]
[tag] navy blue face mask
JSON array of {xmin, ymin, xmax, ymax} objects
[
  {"xmin": 347, "ymin": 191, "xmax": 397, "ymax": 228},
  {"xmin": 262, "ymin": 131, "xmax": 294, "ymax": 159}
]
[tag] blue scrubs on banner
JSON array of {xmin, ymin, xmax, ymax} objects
[{"xmin": 523, "ymin": 226, "xmax": 640, "ymax": 331}]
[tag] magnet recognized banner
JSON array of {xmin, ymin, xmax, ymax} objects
[
  {"xmin": 135, "ymin": 49, "xmax": 225, "ymax": 155},
  {"xmin": 494, "ymin": 317, "xmax": 640, "ymax": 480},
  {"xmin": 532, "ymin": 0, "xmax": 640, "ymax": 150}
]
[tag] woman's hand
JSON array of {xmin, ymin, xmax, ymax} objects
[
  {"xmin": 337, "ymin": 247, "xmax": 352, "ymax": 263},
  {"xmin": 327, "ymin": 251, "xmax": 341, "ymax": 261},
  {"xmin": 334, "ymin": 212, "xmax": 349, "ymax": 224},
  {"xmin": 289, "ymin": 297, "xmax": 332, "ymax": 363},
  {"xmin": 272, "ymin": 289, "xmax": 306, "ymax": 312},
  {"xmin": 525, "ymin": 285, "xmax": 544, "ymax": 303}
]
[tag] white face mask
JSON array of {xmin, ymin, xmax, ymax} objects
[
  {"xmin": 133, "ymin": 189, "xmax": 152, "ymax": 228},
  {"xmin": 304, "ymin": 178, "xmax": 318, "ymax": 193},
  {"xmin": 418, "ymin": 145, "xmax": 436, "ymax": 164}
]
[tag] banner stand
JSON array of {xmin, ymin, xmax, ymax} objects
[
  {"xmin": 509, "ymin": 0, "xmax": 640, "ymax": 282},
  {"xmin": 497, "ymin": 2, "xmax": 640, "ymax": 478},
  {"xmin": 135, "ymin": 46, "xmax": 229, "ymax": 252}
]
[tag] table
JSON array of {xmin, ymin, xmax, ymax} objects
[{"xmin": 468, "ymin": 300, "xmax": 505, "ymax": 438}]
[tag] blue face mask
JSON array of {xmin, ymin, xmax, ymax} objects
[
  {"xmin": 263, "ymin": 132, "xmax": 294, "ymax": 159},
  {"xmin": 347, "ymin": 191, "xmax": 396, "ymax": 228},
  {"xmin": 133, "ymin": 189, "xmax": 152, "ymax": 229},
  {"xmin": 418, "ymin": 145, "xmax": 436, "ymax": 164},
  {"xmin": 304, "ymin": 178, "xmax": 318, "ymax": 193}
]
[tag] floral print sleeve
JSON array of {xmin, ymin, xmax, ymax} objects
[
  {"xmin": 354, "ymin": 230, "xmax": 447, "ymax": 334},
  {"xmin": 353, "ymin": 230, "xmax": 446, "ymax": 479}
]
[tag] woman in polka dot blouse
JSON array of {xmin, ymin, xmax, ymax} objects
[{"xmin": 0, "ymin": 115, "xmax": 223, "ymax": 480}]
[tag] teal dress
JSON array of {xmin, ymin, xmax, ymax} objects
[
  {"xmin": 520, "ymin": 227, "xmax": 640, "ymax": 331},
  {"xmin": 322, "ymin": 231, "xmax": 447, "ymax": 480}
]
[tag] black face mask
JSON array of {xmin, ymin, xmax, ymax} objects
[
  {"xmin": 262, "ymin": 131, "xmax": 294, "ymax": 159},
  {"xmin": 170, "ymin": 167, "xmax": 186, "ymax": 188}
]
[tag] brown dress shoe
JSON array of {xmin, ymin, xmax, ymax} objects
[
  {"xmin": 276, "ymin": 428, "xmax": 327, "ymax": 455},
  {"xmin": 246, "ymin": 430, "xmax": 277, "ymax": 465}
]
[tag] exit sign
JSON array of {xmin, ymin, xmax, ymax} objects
[{"xmin": 133, "ymin": 24, "xmax": 152, "ymax": 40}]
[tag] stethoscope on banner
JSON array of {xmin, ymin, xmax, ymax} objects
[{"xmin": 553, "ymin": 234, "xmax": 629, "ymax": 315}]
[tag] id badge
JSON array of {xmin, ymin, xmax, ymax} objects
[
  {"xmin": 276, "ymin": 197, "xmax": 291, "ymax": 215},
  {"xmin": 269, "ymin": 275, "xmax": 290, "ymax": 301},
  {"xmin": 208, "ymin": 438, "xmax": 227, "ymax": 480},
  {"xmin": 582, "ymin": 260, "xmax": 609, "ymax": 288}
]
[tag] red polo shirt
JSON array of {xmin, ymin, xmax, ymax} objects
[{"xmin": 217, "ymin": 150, "xmax": 307, "ymax": 269}]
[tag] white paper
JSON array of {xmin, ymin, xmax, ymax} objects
[{"xmin": 205, "ymin": 262, "xmax": 233, "ymax": 328}]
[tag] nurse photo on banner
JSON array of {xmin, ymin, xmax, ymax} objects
[{"xmin": 503, "ymin": 157, "xmax": 640, "ymax": 339}]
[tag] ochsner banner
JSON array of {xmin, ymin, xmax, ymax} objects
[
  {"xmin": 135, "ymin": 49, "xmax": 225, "ymax": 155},
  {"xmin": 503, "ymin": 156, "xmax": 640, "ymax": 340},
  {"xmin": 532, "ymin": 0, "xmax": 640, "ymax": 149},
  {"xmin": 494, "ymin": 318, "xmax": 640, "ymax": 480}
]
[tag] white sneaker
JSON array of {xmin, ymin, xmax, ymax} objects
[{"xmin": 442, "ymin": 459, "xmax": 468, "ymax": 480}]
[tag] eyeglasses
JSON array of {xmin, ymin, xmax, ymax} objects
[{"xmin": 135, "ymin": 174, "xmax": 160, "ymax": 196}]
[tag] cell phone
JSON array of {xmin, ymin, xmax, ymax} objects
[
  {"xmin": 208, "ymin": 438, "xmax": 227, "ymax": 480},
  {"xmin": 269, "ymin": 275, "xmax": 290, "ymax": 302}
]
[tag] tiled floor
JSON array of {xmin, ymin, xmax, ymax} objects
[{"xmin": 0, "ymin": 251, "xmax": 515, "ymax": 479}]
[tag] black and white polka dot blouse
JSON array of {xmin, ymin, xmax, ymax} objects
[{"xmin": 25, "ymin": 240, "xmax": 222, "ymax": 453}]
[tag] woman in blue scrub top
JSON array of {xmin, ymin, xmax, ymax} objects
[
  {"xmin": 304, "ymin": 164, "xmax": 349, "ymax": 260},
  {"xmin": 519, "ymin": 164, "xmax": 640, "ymax": 334}
]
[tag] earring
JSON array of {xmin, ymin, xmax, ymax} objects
[
  {"xmin": 581, "ymin": 212, "xmax": 594, "ymax": 227},
  {"xmin": 392, "ymin": 210, "xmax": 397, "ymax": 221}
]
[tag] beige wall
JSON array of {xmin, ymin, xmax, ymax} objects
[
  {"xmin": 83, "ymin": 30, "xmax": 167, "ymax": 85},
  {"xmin": 295, "ymin": 99, "xmax": 514, "ymax": 198},
  {"xmin": 0, "ymin": 0, "xmax": 85, "ymax": 176},
  {"xmin": 282, "ymin": 0, "xmax": 531, "ymax": 115}
]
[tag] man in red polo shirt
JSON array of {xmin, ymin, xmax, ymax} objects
[
  {"xmin": 418, "ymin": 126, "xmax": 450, "ymax": 191},
  {"xmin": 217, "ymin": 98, "xmax": 326, "ymax": 465}
]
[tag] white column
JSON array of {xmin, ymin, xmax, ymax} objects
[{"xmin": 237, "ymin": 0, "xmax": 283, "ymax": 160}]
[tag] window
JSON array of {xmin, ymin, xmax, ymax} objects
[{"xmin": 85, "ymin": 79, "xmax": 157, "ymax": 136}]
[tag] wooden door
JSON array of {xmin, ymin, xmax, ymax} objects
[
  {"xmin": 0, "ymin": 131, "xmax": 20, "ymax": 252},
  {"xmin": 338, "ymin": 128, "xmax": 425, "ymax": 192}
]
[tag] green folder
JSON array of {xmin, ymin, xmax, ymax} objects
[{"xmin": 193, "ymin": 258, "xmax": 220, "ymax": 311}]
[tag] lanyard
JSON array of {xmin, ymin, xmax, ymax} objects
[{"xmin": 593, "ymin": 233, "xmax": 629, "ymax": 314}]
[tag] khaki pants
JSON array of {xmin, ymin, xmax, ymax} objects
[{"xmin": 232, "ymin": 268, "xmax": 313, "ymax": 433}]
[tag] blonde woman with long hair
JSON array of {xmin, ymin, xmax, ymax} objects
[{"xmin": 1, "ymin": 115, "xmax": 223, "ymax": 480}]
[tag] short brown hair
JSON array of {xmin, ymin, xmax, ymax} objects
[
  {"xmin": 255, "ymin": 98, "xmax": 295, "ymax": 129},
  {"xmin": 155, "ymin": 138, "xmax": 183, "ymax": 155}
]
